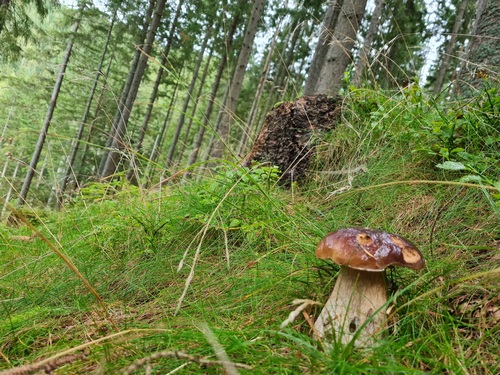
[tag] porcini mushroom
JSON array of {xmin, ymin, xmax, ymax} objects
[{"xmin": 314, "ymin": 227, "xmax": 424, "ymax": 347}]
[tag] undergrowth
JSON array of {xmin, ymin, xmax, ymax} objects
[{"xmin": 1, "ymin": 85, "xmax": 499, "ymax": 374}]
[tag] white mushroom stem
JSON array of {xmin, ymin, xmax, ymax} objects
[{"xmin": 314, "ymin": 266, "xmax": 388, "ymax": 348}]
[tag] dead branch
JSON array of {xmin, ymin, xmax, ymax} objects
[{"xmin": 121, "ymin": 350, "xmax": 253, "ymax": 374}]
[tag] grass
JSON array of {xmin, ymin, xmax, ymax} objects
[{"xmin": 1, "ymin": 87, "xmax": 499, "ymax": 374}]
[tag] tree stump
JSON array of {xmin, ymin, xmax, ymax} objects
[{"xmin": 242, "ymin": 95, "xmax": 341, "ymax": 184}]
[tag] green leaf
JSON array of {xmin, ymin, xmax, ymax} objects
[
  {"xmin": 459, "ymin": 175, "xmax": 484, "ymax": 183},
  {"xmin": 436, "ymin": 161, "xmax": 467, "ymax": 170},
  {"xmin": 229, "ymin": 218, "xmax": 242, "ymax": 228}
]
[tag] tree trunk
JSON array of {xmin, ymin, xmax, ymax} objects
[
  {"xmin": 47, "ymin": 155, "xmax": 67, "ymax": 207},
  {"xmin": 98, "ymin": 0, "xmax": 156, "ymax": 175},
  {"xmin": 78, "ymin": 50, "xmax": 114, "ymax": 187},
  {"xmin": 238, "ymin": 21, "xmax": 281, "ymax": 155},
  {"xmin": 164, "ymin": 25, "xmax": 211, "ymax": 168},
  {"xmin": 176, "ymin": 45, "xmax": 215, "ymax": 166},
  {"xmin": 100, "ymin": 0, "xmax": 167, "ymax": 179},
  {"xmin": 210, "ymin": 0, "xmax": 266, "ymax": 161},
  {"xmin": 353, "ymin": 0, "xmax": 384, "ymax": 87},
  {"xmin": 17, "ymin": 10, "xmax": 82, "ymax": 206},
  {"xmin": 458, "ymin": 0, "xmax": 499, "ymax": 96},
  {"xmin": 2, "ymin": 159, "xmax": 20, "ymax": 218},
  {"xmin": 184, "ymin": 15, "xmax": 240, "ymax": 175},
  {"xmin": 142, "ymin": 68, "xmax": 182, "ymax": 184},
  {"xmin": 126, "ymin": 0, "xmax": 185, "ymax": 181},
  {"xmin": 203, "ymin": 84, "xmax": 230, "ymax": 166},
  {"xmin": 315, "ymin": 0, "xmax": 368, "ymax": 96},
  {"xmin": 433, "ymin": 0, "xmax": 468, "ymax": 95},
  {"xmin": 272, "ymin": 17, "xmax": 302, "ymax": 99},
  {"xmin": 303, "ymin": 0, "xmax": 344, "ymax": 95},
  {"xmin": 59, "ymin": 3, "xmax": 119, "ymax": 206}
]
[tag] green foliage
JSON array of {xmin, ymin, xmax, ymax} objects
[
  {"xmin": 0, "ymin": 0, "xmax": 54, "ymax": 61},
  {"xmin": 409, "ymin": 84, "xmax": 500, "ymax": 196}
]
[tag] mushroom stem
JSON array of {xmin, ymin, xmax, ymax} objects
[{"xmin": 314, "ymin": 266, "xmax": 388, "ymax": 348}]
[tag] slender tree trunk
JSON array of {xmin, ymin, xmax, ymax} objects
[
  {"xmin": 78, "ymin": 52, "xmax": 114, "ymax": 186},
  {"xmin": 164, "ymin": 26, "xmax": 211, "ymax": 168},
  {"xmin": 353, "ymin": 0, "xmax": 384, "ymax": 87},
  {"xmin": 142, "ymin": 68, "xmax": 182, "ymax": 184},
  {"xmin": 238, "ymin": 21, "xmax": 281, "ymax": 155},
  {"xmin": 315, "ymin": 0, "xmax": 368, "ymax": 95},
  {"xmin": 126, "ymin": 0, "xmax": 185, "ymax": 181},
  {"xmin": 59, "ymin": 3, "xmax": 119, "ymax": 206},
  {"xmin": 210, "ymin": 0, "xmax": 266, "ymax": 160},
  {"xmin": 273, "ymin": 18, "xmax": 302, "ymax": 97},
  {"xmin": 303, "ymin": 0, "xmax": 344, "ymax": 95},
  {"xmin": 2, "ymin": 159, "xmax": 20, "ymax": 218},
  {"xmin": 145, "ymin": 74, "xmax": 183, "ymax": 179},
  {"xmin": 0, "ymin": 158, "xmax": 8, "ymax": 192},
  {"xmin": 47, "ymin": 155, "xmax": 67, "ymax": 207},
  {"xmin": 203, "ymin": 84, "xmax": 230, "ymax": 167},
  {"xmin": 176, "ymin": 45, "xmax": 215, "ymax": 165},
  {"xmin": 98, "ymin": 0, "xmax": 157, "ymax": 176},
  {"xmin": 433, "ymin": 0, "xmax": 468, "ymax": 95},
  {"xmin": 0, "ymin": 103, "xmax": 14, "ymax": 147},
  {"xmin": 100, "ymin": 0, "xmax": 167, "ymax": 179},
  {"xmin": 35, "ymin": 154, "xmax": 47, "ymax": 189},
  {"xmin": 17, "ymin": 11, "xmax": 82, "ymax": 206},
  {"xmin": 184, "ymin": 15, "xmax": 240, "ymax": 175}
]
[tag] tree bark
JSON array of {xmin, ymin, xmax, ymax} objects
[
  {"xmin": 184, "ymin": 14, "xmax": 240, "ymax": 175},
  {"xmin": 98, "ymin": 0, "xmax": 156, "ymax": 175},
  {"xmin": 458, "ymin": 0, "xmax": 499, "ymax": 96},
  {"xmin": 238, "ymin": 21, "xmax": 281, "ymax": 155},
  {"xmin": 176, "ymin": 45, "xmax": 215, "ymax": 166},
  {"xmin": 353, "ymin": 0, "xmax": 384, "ymax": 87},
  {"xmin": 100, "ymin": 0, "xmax": 167, "ymax": 179},
  {"xmin": 210, "ymin": 0, "xmax": 266, "ymax": 160},
  {"xmin": 303, "ymin": 0, "xmax": 344, "ymax": 95},
  {"xmin": 2, "ymin": 159, "xmax": 20, "ymax": 218},
  {"xmin": 126, "ymin": 0, "xmax": 185, "ymax": 181},
  {"xmin": 59, "ymin": 3, "xmax": 119, "ymax": 206},
  {"xmin": 78, "ymin": 50, "xmax": 114, "ymax": 187},
  {"xmin": 17, "ymin": 10, "xmax": 82, "ymax": 206},
  {"xmin": 242, "ymin": 95, "xmax": 341, "ymax": 184},
  {"xmin": 315, "ymin": 0, "xmax": 368, "ymax": 96},
  {"xmin": 164, "ymin": 25, "xmax": 211, "ymax": 168},
  {"xmin": 433, "ymin": 0, "xmax": 468, "ymax": 95}
]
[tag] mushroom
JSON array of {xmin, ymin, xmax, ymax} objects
[{"xmin": 313, "ymin": 227, "xmax": 424, "ymax": 348}]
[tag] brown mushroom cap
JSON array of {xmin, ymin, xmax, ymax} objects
[{"xmin": 316, "ymin": 227, "xmax": 425, "ymax": 271}]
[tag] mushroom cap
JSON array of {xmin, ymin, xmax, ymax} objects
[{"xmin": 316, "ymin": 227, "xmax": 424, "ymax": 271}]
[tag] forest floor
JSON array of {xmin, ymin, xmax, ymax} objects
[{"xmin": 1, "ymin": 88, "xmax": 499, "ymax": 374}]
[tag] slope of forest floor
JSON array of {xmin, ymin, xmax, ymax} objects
[{"xmin": 1, "ymin": 87, "xmax": 499, "ymax": 374}]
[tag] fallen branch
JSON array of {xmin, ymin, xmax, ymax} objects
[
  {"xmin": 121, "ymin": 350, "xmax": 253, "ymax": 374},
  {"xmin": 0, "ymin": 354, "xmax": 85, "ymax": 375}
]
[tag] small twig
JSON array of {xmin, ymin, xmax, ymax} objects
[
  {"xmin": 121, "ymin": 350, "xmax": 253, "ymax": 375},
  {"xmin": 0, "ymin": 354, "xmax": 85, "ymax": 375}
]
